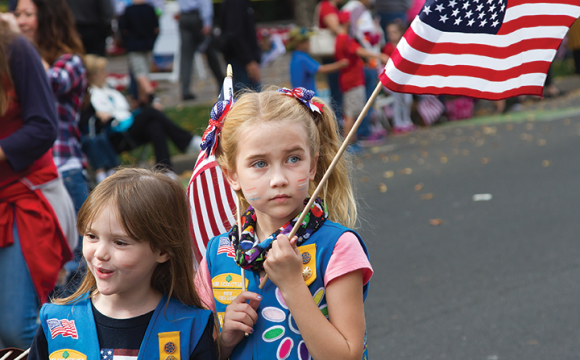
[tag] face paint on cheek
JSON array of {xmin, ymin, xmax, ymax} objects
[
  {"xmin": 245, "ymin": 187, "xmax": 261, "ymax": 201},
  {"xmin": 297, "ymin": 178, "xmax": 308, "ymax": 191}
]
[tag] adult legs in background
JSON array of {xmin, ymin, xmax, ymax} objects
[
  {"xmin": 391, "ymin": 92, "xmax": 414, "ymax": 131},
  {"xmin": 357, "ymin": 67, "xmax": 376, "ymax": 138},
  {"xmin": 179, "ymin": 11, "xmax": 204, "ymax": 99},
  {"xmin": 126, "ymin": 106, "xmax": 194, "ymax": 170},
  {"xmin": 229, "ymin": 59, "xmax": 260, "ymax": 93},
  {"xmin": 0, "ymin": 221, "xmax": 40, "ymax": 349},
  {"xmin": 322, "ymin": 57, "xmax": 343, "ymax": 122},
  {"xmin": 205, "ymin": 37, "xmax": 225, "ymax": 93}
]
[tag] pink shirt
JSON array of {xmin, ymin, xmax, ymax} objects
[{"xmin": 195, "ymin": 232, "xmax": 373, "ymax": 312}]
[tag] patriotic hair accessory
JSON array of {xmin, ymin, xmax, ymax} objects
[
  {"xmin": 200, "ymin": 99, "xmax": 233, "ymax": 156},
  {"xmin": 277, "ymin": 87, "xmax": 324, "ymax": 114}
]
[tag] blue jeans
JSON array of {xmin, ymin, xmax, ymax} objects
[
  {"xmin": 228, "ymin": 59, "xmax": 261, "ymax": 94},
  {"xmin": 81, "ymin": 134, "xmax": 120, "ymax": 171},
  {"xmin": 60, "ymin": 168, "xmax": 90, "ymax": 297},
  {"xmin": 0, "ymin": 221, "xmax": 40, "ymax": 349},
  {"xmin": 322, "ymin": 57, "xmax": 343, "ymax": 121},
  {"xmin": 357, "ymin": 67, "xmax": 376, "ymax": 138}
]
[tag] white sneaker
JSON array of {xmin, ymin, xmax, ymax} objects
[{"xmin": 186, "ymin": 135, "xmax": 203, "ymax": 155}]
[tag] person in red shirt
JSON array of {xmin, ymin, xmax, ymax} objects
[{"xmin": 335, "ymin": 11, "xmax": 388, "ymax": 145}]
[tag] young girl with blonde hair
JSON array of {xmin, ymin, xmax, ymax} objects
[
  {"xmin": 195, "ymin": 87, "xmax": 373, "ymax": 360},
  {"xmin": 28, "ymin": 168, "xmax": 217, "ymax": 360}
]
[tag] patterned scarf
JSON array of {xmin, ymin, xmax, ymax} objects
[{"xmin": 230, "ymin": 198, "xmax": 328, "ymax": 271}]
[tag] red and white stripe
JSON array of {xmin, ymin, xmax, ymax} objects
[
  {"xmin": 187, "ymin": 151, "xmax": 237, "ymax": 262},
  {"xmin": 380, "ymin": 0, "xmax": 580, "ymax": 100}
]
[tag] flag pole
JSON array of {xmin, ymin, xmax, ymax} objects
[
  {"xmin": 259, "ymin": 81, "xmax": 384, "ymax": 289},
  {"xmin": 14, "ymin": 349, "xmax": 29, "ymax": 360}
]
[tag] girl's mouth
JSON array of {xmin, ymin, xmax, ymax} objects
[
  {"xmin": 95, "ymin": 267, "xmax": 114, "ymax": 279},
  {"xmin": 271, "ymin": 194, "xmax": 290, "ymax": 203}
]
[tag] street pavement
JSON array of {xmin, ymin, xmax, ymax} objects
[{"xmin": 359, "ymin": 110, "xmax": 580, "ymax": 359}]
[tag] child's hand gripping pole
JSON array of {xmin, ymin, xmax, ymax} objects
[{"xmin": 258, "ymin": 81, "xmax": 384, "ymax": 289}]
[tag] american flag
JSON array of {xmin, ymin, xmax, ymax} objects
[
  {"xmin": 380, "ymin": 0, "xmax": 580, "ymax": 100},
  {"xmin": 187, "ymin": 74, "xmax": 238, "ymax": 263},
  {"xmin": 216, "ymin": 236, "xmax": 236, "ymax": 258},
  {"xmin": 417, "ymin": 95, "xmax": 445, "ymax": 124},
  {"xmin": 101, "ymin": 349, "xmax": 139, "ymax": 360},
  {"xmin": 47, "ymin": 318, "xmax": 78, "ymax": 339}
]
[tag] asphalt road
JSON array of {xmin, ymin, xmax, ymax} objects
[{"xmin": 358, "ymin": 114, "xmax": 580, "ymax": 359}]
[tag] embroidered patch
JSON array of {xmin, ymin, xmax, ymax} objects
[
  {"xmin": 49, "ymin": 349, "xmax": 86, "ymax": 360},
  {"xmin": 288, "ymin": 314, "xmax": 300, "ymax": 335},
  {"xmin": 301, "ymin": 252, "xmax": 311, "ymax": 264},
  {"xmin": 262, "ymin": 325, "xmax": 285, "ymax": 342},
  {"xmin": 298, "ymin": 340, "xmax": 311, "ymax": 360},
  {"xmin": 277, "ymin": 337, "xmax": 294, "ymax": 360},
  {"xmin": 158, "ymin": 331, "xmax": 181, "ymax": 360},
  {"xmin": 212, "ymin": 273, "xmax": 248, "ymax": 304},
  {"xmin": 313, "ymin": 287, "xmax": 325, "ymax": 306},
  {"xmin": 262, "ymin": 306, "xmax": 286, "ymax": 323},
  {"xmin": 302, "ymin": 266, "xmax": 313, "ymax": 281},
  {"xmin": 217, "ymin": 237, "xmax": 236, "ymax": 259},
  {"xmin": 47, "ymin": 318, "xmax": 78, "ymax": 339},
  {"xmin": 275, "ymin": 287, "xmax": 288, "ymax": 309}
]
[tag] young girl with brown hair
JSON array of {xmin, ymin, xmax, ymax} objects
[
  {"xmin": 195, "ymin": 87, "xmax": 373, "ymax": 360},
  {"xmin": 28, "ymin": 168, "xmax": 218, "ymax": 360}
]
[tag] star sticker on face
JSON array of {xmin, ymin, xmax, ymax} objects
[
  {"xmin": 435, "ymin": 3, "xmax": 445, "ymax": 12},
  {"xmin": 439, "ymin": 14, "xmax": 449, "ymax": 23},
  {"xmin": 423, "ymin": 5, "xmax": 432, "ymax": 15}
]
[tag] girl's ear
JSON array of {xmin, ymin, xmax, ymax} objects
[
  {"xmin": 157, "ymin": 250, "xmax": 170, "ymax": 264},
  {"xmin": 309, "ymin": 152, "xmax": 319, "ymax": 181},
  {"xmin": 222, "ymin": 167, "xmax": 242, "ymax": 191}
]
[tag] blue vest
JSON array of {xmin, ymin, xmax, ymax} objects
[
  {"xmin": 39, "ymin": 293, "xmax": 212, "ymax": 360},
  {"xmin": 206, "ymin": 220, "xmax": 370, "ymax": 360}
]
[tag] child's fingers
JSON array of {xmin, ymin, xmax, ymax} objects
[{"xmin": 289, "ymin": 236, "xmax": 301, "ymax": 256}]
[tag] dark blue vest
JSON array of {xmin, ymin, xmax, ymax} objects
[
  {"xmin": 206, "ymin": 220, "xmax": 370, "ymax": 360},
  {"xmin": 39, "ymin": 293, "xmax": 212, "ymax": 360}
]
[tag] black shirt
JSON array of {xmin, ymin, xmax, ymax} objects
[
  {"xmin": 118, "ymin": 4, "xmax": 159, "ymax": 52},
  {"xmin": 28, "ymin": 301, "xmax": 217, "ymax": 360}
]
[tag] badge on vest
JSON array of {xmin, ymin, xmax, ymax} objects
[
  {"xmin": 158, "ymin": 331, "xmax": 181, "ymax": 360},
  {"xmin": 298, "ymin": 244, "xmax": 317, "ymax": 286},
  {"xmin": 217, "ymin": 312, "xmax": 225, "ymax": 328},
  {"xmin": 49, "ymin": 349, "xmax": 86, "ymax": 360},
  {"xmin": 47, "ymin": 318, "xmax": 79, "ymax": 339},
  {"xmin": 212, "ymin": 273, "xmax": 249, "ymax": 305}
]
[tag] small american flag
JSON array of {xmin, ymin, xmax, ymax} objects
[
  {"xmin": 380, "ymin": 0, "xmax": 580, "ymax": 100},
  {"xmin": 417, "ymin": 95, "xmax": 445, "ymax": 124},
  {"xmin": 47, "ymin": 318, "xmax": 78, "ymax": 339},
  {"xmin": 187, "ymin": 73, "xmax": 238, "ymax": 263},
  {"xmin": 101, "ymin": 349, "xmax": 139, "ymax": 360},
  {"xmin": 216, "ymin": 236, "xmax": 236, "ymax": 258}
]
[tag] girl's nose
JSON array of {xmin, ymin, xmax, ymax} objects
[
  {"xmin": 93, "ymin": 241, "xmax": 110, "ymax": 261},
  {"xmin": 270, "ymin": 166, "xmax": 289, "ymax": 188}
]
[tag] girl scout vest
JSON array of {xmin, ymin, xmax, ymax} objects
[
  {"xmin": 39, "ymin": 292, "xmax": 212, "ymax": 360},
  {"xmin": 206, "ymin": 220, "xmax": 370, "ymax": 360}
]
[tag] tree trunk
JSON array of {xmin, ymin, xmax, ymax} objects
[{"xmin": 294, "ymin": 0, "xmax": 317, "ymax": 27}]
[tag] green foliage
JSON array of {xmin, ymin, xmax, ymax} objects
[{"xmin": 552, "ymin": 58, "xmax": 576, "ymax": 79}]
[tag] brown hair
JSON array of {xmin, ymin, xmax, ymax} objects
[
  {"xmin": 55, "ymin": 168, "xmax": 206, "ymax": 310},
  {"xmin": 216, "ymin": 88, "xmax": 358, "ymax": 228},
  {"xmin": 32, "ymin": 0, "xmax": 85, "ymax": 64},
  {"xmin": 0, "ymin": 21, "xmax": 15, "ymax": 115}
]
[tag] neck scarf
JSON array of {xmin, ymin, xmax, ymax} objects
[{"xmin": 230, "ymin": 198, "xmax": 328, "ymax": 271}]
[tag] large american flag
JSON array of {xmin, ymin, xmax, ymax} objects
[
  {"xmin": 187, "ymin": 74, "xmax": 238, "ymax": 263},
  {"xmin": 47, "ymin": 318, "xmax": 78, "ymax": 339},
  {"xmin": 380, "ymin": 0, "xmax": 580, "ymax": 100}
]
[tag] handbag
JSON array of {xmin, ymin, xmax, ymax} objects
[{"xmin": 309, "ymin": 3, "xmax": 337, "ymax": 57}]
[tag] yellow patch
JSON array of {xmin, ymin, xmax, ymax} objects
[
  {"xmin": 212, "ymin": 273, "xmax": 249, "ymax": 305},
  {"xmin": 298, "ymin": 244, "xmax": 317, "ymax": 286},
  {"xmin": 217, "ymin": 312, "xmax": 225, "ymax": 328},
  {"xmin": 49, "ymin": 349, "xmax": 86, "ymax": 360},
  {"xmin": 158, "ymin": 331, "xmax": 181, "ymax": 360}
]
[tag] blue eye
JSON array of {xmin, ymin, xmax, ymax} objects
[
  {"xmin": 288, "ymin": 156, "xmax": 300, "ymax": 164},
  {"xmin": 253, "ymin": 160, "xmax": 267, "ymax": 168}
]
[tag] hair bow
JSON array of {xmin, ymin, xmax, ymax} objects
[
  {"xmin": 200, "ymin": 99, "xmax": 233, "ymax": 156},
  {"xmin": 277, "ymin": 87, "xmax": 324, "ymax": 114}
]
